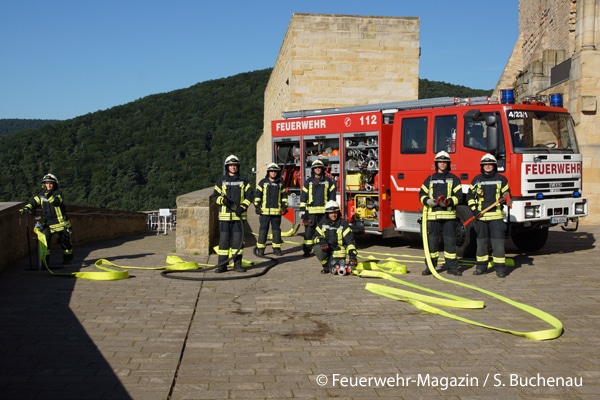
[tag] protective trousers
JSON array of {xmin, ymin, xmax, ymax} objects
[
  {"xmin": 426, "ymin": 219, "xmax": 458, "ymax": 270},
  {"xmin": 475, "ymin": 219, "xmax": 506, "ymax": 274},
  {"xmin": 41, "ymin": 226, "xmax": 73, "ymax": 265},
  {"xmin": 217, "ymin": 221, "xmax": 243, "ymax": 271},
  {"xmin": 256, "ymin": 215, "xmax": 282, "ymax": 250},
  {"xmin": 313, "ymin": 245, "xmax": 331, "ymax": 270},
  {"xmin": 302, "ymin": 214, "xmax": 321, "ymax": 254}
]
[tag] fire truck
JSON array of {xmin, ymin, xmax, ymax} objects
[{"xmin": 271, "ymin": 91, "xmax": 588, "ymax": 255}]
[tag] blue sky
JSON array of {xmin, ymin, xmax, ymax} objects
[{"xmin": 0, "ymin": 0, "xmax": 518, "ymax": 120}]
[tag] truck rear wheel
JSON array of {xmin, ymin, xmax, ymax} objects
[
  {"xmin": 511, "ymin": 226, "xmax": 549, "ymax": 252},
  {"xmin": 456, "ymin": 206, "xmax": 477, "ymax": 258}
]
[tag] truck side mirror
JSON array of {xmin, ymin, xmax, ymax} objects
[{"xmin": 485, "ymin": 115, "xmax": 498, "ymax": 153}]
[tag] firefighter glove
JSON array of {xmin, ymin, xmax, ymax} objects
[
  {"xmin": 426, "ymin": 198, "xmax": 437, "ymax": 207},
  {"xmin": 436, "ymin": 195, "xmax": 446, "ymax": 205},
  {"xmin": 302, "ymin": 211, "xmax": 310, "ymax": 226},
  {"xmin": 319, "ymin": 239, "xmax": 329, "ymax": 252},
  {"xmin": 472, "ymin": 209, "xmax": 482, "ymax": 219},
  {"xmin": 235, "ymin": 206, "xmax": 245, "ymax": 217},
  {"xmin": 348, "ymin": 250, "xmax": 358, "ymax": 266},
  {"xmin": 281, "ymin": 205, "xmax": 288, "ymax": 215},
  {"xmin": 223, "ymin": 196, "xmax": 235, "ymax": 209},
  {"xmin": 255, "ymin": 205, "xmax": 262, "ymax": 215},
  {"xmin": 498, "ymin": 196, "xmax": 506, "ymax": 205},
  {"xmin": 19, "ymin": 208, "xmax": 30, "ymax": 215}
]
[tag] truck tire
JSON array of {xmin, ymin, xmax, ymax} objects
[
  {"xmin": 456, "ymin": 206, "xmax": 477, "ymax": 258},
  {"xmin": 511, "ymin": 226, "xmax": 549, "ymax": 252}
]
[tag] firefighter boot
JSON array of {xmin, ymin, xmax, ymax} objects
[
  {"xmin": 422, "ymin": 259, "xmax": 437, "ymax": 276},
  {"xmin": 215, "ymin": 255, "xmax": 228, "ymax": 273},
  {"xmin": 495, "ymin": 264, "xmax": 507, "ymax": 278},
  {"xmin": 62, "ymin": 253, "xmax": 73, "ymax": 265},
  {"xmin": 473, "ymin": 264, "xmax": 487, "ymax": 275},
  {"xmin": 320, "ymin": 260, "xmax": 330, "ymax": 274},
  {"xmin": 233, "ymin": 255, "xmax": 246, "ymax": 273},
  {"xmin": 302, "ymin": 245, "xmax": 312, "ymax": 257},
  {"xmin": 255, "ymin": 230, "xmax": 268, "ymax": 257},
  {"xmin": 272, "ymin": 230, "xmax": 282, "ymax": 256},
  {"xmin": 445, "ymin": 260, "xmax": 462, "ymax": 276}
]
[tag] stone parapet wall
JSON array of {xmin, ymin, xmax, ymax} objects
[
  {"xmin": 0, "ymin": 202, "xmax": 146, "ymax": 273},
  {"xmin": 175, "ymin": 188, "xmax": 218, "ymax": 258}
]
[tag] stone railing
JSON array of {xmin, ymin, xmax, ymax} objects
[{"xmin": 0, "ymin": 202, "xmax": 146, "ymax": 273}]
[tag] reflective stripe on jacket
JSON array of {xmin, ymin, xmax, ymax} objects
[
  {"xmin": 254, "ymin": 177, "xmax": 288, "ymax": 216},
  {"xmin": 213, "ymin": 174, "xmax": 253, "ymax": 221},
  {"xmin": 419, "ymin": 172, "xmax": 462, "ymax": 221},
  {"xmin": 300, "ymin": 175, "xmax": 336, "ymax": 214}
]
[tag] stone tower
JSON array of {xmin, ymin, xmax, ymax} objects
[{"xmin": 256, "ymin": 13, "xmax": 420, "ymax": 179}]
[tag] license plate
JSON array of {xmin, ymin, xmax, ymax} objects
[{"xmin": 551, "ymin": 216, "xmax": 568, "ymax": 224}]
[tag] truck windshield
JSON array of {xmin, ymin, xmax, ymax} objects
[{"xmin": 506, "ymin": 110, "xmax": 578, "ymax": 153}]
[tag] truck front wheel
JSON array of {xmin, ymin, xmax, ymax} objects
[{"xmin": 510, "ymin": 226, "xmax": 549, "ymax": 253}]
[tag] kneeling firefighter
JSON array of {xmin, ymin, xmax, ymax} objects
[
  {"xmin": 212, "ymin": 155, "xmax": 253, "ymax": 273},
  {"xmin": 313, "ymin": 201, "xmax": 358, "ymax": 275}
]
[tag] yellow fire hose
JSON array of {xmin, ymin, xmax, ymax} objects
[{"xmin": 35, "ymin": 214, "xmax": 565, "ymax": 339}]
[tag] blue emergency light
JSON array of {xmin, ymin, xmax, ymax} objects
[
  {"xmin": 500, "ymin": 89, "xmax": 515, "ymax": 104},
  {"xmin": 550, "ymin": 93, "xmax": 563, "ymax": 107}
]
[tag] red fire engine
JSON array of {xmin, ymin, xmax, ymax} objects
[{"xmin": 271, "ymin": 91, "xmax": 588, "ymax": 255}]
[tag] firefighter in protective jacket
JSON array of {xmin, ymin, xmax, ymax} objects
[
  {"xmin": 467, "ymin": 153, "xmax": 511, "ymax": 278},
  {"xmin": 254, "ymin": 163, "xmax": 288, "ymax": 256},
  {"xmin": 313, "ymin": 201, "xmax": 357, "ymax": 274},
  {"xmin": 300, "ymin": 159, "xmax": 336, "ymax": 257},
  {"xmin": 419, "ymin": 151, "xmax": 463, "ymax": 276},
  {"xmin": 212, "ymin": 155, "xmax": 253, "ymax": 273},
  {"xmin": 20, "ymin": 173, "xmax": 74, "ymax": 266}
]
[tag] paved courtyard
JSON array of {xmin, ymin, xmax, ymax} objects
[{"xmin": 0, "ymin": 219, "xmax": 599, "ymax": 399}]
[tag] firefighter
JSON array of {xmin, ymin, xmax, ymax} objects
[
  {"xmin": 20, "ymin": 173, "xmax": 74, "ymax": 266},
  {"xmin": 212, "ymin": 155, "xmax": 253, "ymax": 273},
  {"xmin": 467, "ymin": 153, "xmax": 511, "ymax": 278},
  {"xmin": 299, "ymin": 159, "xmax": 336, "ymax": 257},
  {"xmin": 254, "ymin": 163, "xmax": 288, "ymax": 256},
  {"xmin": 419, "ymin": 151, "xmax": 463, "ymax": 276},
  {"xmin": 313, "ymin": 200, "xmax": 358, "ymax": 274}
]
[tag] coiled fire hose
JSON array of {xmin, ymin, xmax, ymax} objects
[{"xmin": 352, "ymin": 207, "xmax": 563, "ymax": 340}]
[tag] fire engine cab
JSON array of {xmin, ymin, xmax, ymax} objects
[{"xmin": 271, "ymin": 91, "xmax": 588, "ymax": 255}]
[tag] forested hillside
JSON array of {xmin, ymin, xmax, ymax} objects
[
  {"xmin": 0, "ymin": 119, "xmax": 62, "ymax": 136},
  {"xmin": 0, "ymin": 69, "xmax": 491, "ymax": 211}
]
